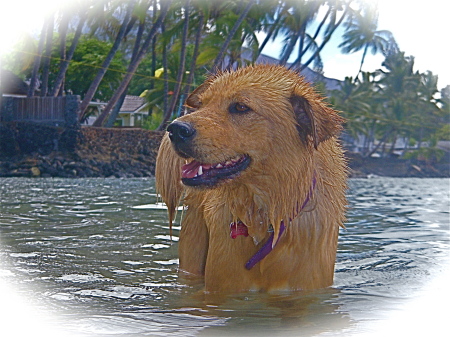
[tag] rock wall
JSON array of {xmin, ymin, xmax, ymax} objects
[
  {"xmin": 0, "ymin": 122, "xmax": 448, "ymax": 178},
  {"xmin": 0, "ymin": 123, "xmax": 164, "ymax": 178}
]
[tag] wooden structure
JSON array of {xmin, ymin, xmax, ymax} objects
[{"xmin": 1, "ymin": 95, "xmax": 79, "ymax": 127}]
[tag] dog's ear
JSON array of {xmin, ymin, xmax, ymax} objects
[
  {"xmin": 155, "ymin": 134, "xmax": 185, "ymax": 226},
  {"xmin": 290, "ymin": 95, "xmax": 343, "ymax": 149},
  {"xmin": 185, "ymin": 79, "xmax": 213, "ymax": 110}
]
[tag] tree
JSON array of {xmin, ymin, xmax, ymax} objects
[
  {"xmin": 40, "ymin": 12, "xmax": 55, "ymax": 97},
  {"xmin": 212, "ymin": 0, "xmax": 256, "ymax": 70},
  {"xmin": 256, "ymin": 0, "xmax": 287, "ymax": 58},
  {"xmin": 157, "ymin": 0, "xmax": 191, "ymax": 130},
  {"xmin": 50, "ymin": 1, "xmax": 90, "ymax": 96},
  {"xmin": 339, "ymin": 2, "xmax": 396, "ymax": 80},
  {"xmin": 47, "ymin": 35, "xmax": 127, "ymax": 102},
  {"xmin": 28, "ymin": 17, "xmax": 48, "ymax": 97},
  {"xmin": 278, "ymin": 0, "xmax": 321, "ymax": 66},
  {"xmin": 78, "ymin": 0, "xmax": 137, "ymax": 121},
  {"xmin": 299, "ymin": 0, "xmax": 352, "ymax": 71},
  {"xmin": 331, "ymin": 72, "xmax": 380, "ymax": 155},
  {"xmin": 333, "ymin": 50, "xmax": 445, "ymax": 158},
  {"xmin": 440, "ymin": 85, "xmax": 450, "ymax": 115},
  {"xmin": 92, "ymin": 0, "xmax": 172, "ymax": 127},
  {"xmin": 182, "ymin": 5, "xmax": 205, "ymax": 99},
  {"xmin": 104, "ymin": 0, "xmax": 153, "ymax": 127}
]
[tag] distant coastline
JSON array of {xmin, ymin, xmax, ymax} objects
[{"xmin": 0, "ymin": 123, "xmax": 448, "ymax": 179}]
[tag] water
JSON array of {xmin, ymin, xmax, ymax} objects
[{"xmin": 0, "ymin": 177, "xmax": 449, "ymax": 336}]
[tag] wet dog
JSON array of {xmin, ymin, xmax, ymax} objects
[{"xmin": 156, "ymin": 65, "xmax": 347, "ymax": 292}]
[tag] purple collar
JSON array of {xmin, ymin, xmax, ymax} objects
[{"xmin": 230, "ymin": 175, "xmax": 317, "ymax": 270}]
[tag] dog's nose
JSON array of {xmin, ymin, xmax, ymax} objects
[{"xmin": 167, "ymin": 121, "xmax": 196, "ymax": 144}]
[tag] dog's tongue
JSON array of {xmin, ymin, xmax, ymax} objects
[
  {"xmin": 182, "ymin": 161, "xmax": 201, "ymax": 179},
  {"xmin": 230, "ymin": 221, "xmax": 249, "ymax": 239}
]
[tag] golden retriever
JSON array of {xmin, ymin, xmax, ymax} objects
[{"xmin": 156, "ymin": 65, "xmax": 347, "ymax": 292}]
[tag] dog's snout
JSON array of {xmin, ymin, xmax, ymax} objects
[{"xmin": 167, "ymin": 121, "xmax": 196, "ymax": 144}]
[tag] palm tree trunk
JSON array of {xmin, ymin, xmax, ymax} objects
[
  {"xmin": 78, "ymin": 0, "xmax": 137, "ymax": 122},
  {"xmin": 28, "ymin": 21, "xmax": 47, "ymax": 97},
  {"xmin": 162, "ymin": 22, "xmax": 169, "ymax": 119},
  {"xmin": 157, "ymin": 0, "xmax": 191, "ymax": 131},
  {"xmin": 212, "ymin": 0, "xmax": 255, "ymax": 71},
  {"xmin": 181, "ymin": 11, "xmax": 204, "ymax": 110},
  {"xmin": 50, "ymin": 9, "xmax": 87, "ymax": 97},
  {"xmin": 105, "ymin": 87, "xmax": 129, "ymax": 127},
  {"xmin": 104, "ymin": 16, "xmax": 147, "ymax": 128},
  {"xmin": 279, "ymin": 31, "xmax": 299, "ymax": 66},
  {"xmin": 150, "ymin": 35, "xmax": 157, "ymax": 91},
  {"xmin": 55, "ymin": 11, "xmax": 69, "ymax": 96},
  {"xmin": 92, "ymin": 1, "xmax": 171, "ymax": 127},
  {"xmin": 40, "ymin": 13, "xmax": 54, "ymax": 97},
  {"xmin": 300, "ymin": 3, "xmax": 350, "ymax": 71},
  {"xmin": 289, "ymin": 7, "xmax": 331, "ymax": 69},
  {"xmin": 355, "ymin": 46, "xmax": 368, "ymax": 81},
  {"xmin": 366, "ymin": 128, "xmax": 393, "ymax": 158},
  {"xmin": 257, "ymin": 4, "xmax": 285, "ymax": 57},
  {"xmin": 389, "ymin": 131, "xmax": 398, "ymax": 155}
]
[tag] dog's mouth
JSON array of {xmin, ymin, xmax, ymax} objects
[{"xmin": 181, "ymin": 155, "xmax": 251, "ymax": 187}]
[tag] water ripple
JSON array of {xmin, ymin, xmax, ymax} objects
[{"xmin": 0, "ymin": 177, "xmax": 449, "ymax": 336}]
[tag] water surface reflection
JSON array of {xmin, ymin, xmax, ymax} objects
[{"xmin": 0, "ymin": 178, "xmax": 449, "ymax": 336}]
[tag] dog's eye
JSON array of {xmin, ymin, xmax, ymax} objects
[
  {"xmin": 229, "ymin": 102, "xmax": 251, "ymax": 114},
  {"xmin": 184, "ymin": 106, "xmax": 196, "ymax": 114}
]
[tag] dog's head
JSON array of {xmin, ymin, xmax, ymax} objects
[{"xmin": 162, "ymin": 65, "xmax": 343, "ymax": 189}]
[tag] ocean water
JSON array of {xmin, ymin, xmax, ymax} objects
[{"xmin": 0, "ymin": 177, "xmax": 449, "ymax": 336}]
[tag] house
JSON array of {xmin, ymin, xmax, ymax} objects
[
  {"xmin": 115, "ymin": 95, "xmax": 149, "ymax": 127},
  {"xmin": 82, "ymin": 95, "xmax": 149, "ymax": 127}
]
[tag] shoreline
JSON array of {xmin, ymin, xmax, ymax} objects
[{"xmin": 0, "ymin": 124, "xmax": 449, "ymax": 179}]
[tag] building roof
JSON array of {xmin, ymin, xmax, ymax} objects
[{"xmin": 119, "ymin": 95, "xmax": 147, "ymax": 113}]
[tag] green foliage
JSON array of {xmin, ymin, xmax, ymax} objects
[
  {"xmin": 2, "ymin": 0, "xmax": 447, "ymax": 135},
  {"xmin": 404, "ymin": 147, "xmax": 445, "ymax": 164},
  {"xmin": 49, "ymin": 34, "xmax": 127, "ymax": 101},
  {"xmin": 2, "ymin": 33, "xmax": 126, "ymax": 101},
  {"xmin": 142, "ymin": 110, "xmax": 163, "ymax": 130},
  {"xmin": 436, "ymin": 124, "xmax": 450, "ymax": 141},
  {"xmin": 330, "ymin": 50, "xmax": 447, "ymax": 158},
  {"xmin": 1, "ymin": 33, "xmax": 37, "ymax": 77}
]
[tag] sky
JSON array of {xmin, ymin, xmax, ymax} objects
[
  {"xmin": 0, "ymin": 0, "xmax": 448, "ymax": 89},
  {"xmin": 258, "ymin": 0, "xmax": 449, "ymax": 89},
  {"xmin": 333, "ymin": 0, "xmax": 449, "ymax": 89}
]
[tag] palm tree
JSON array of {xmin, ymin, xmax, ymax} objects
[
  {"xmin": 339, "ymin": 2, "xmax": 395, "ymax": 80},
  {"xmin": 104, "ymin": 0, "xmax": 153, "ymax": 127},
  {"xmin": 299, "ymin": 0, "xmax": 352, "ymax": 71},
  {"xmin": 331, "ymin": 73, "xmax": 380, "ymax": 155},
  {"xmin": 278, "ymin": 0, "xmax": 321, "ymax": 66},
  {"xmin": 182, "ymin": 2, "xmax": 205, "ymax": 99},
  {"xmin": 50, "ymin": 1, "xmax": 90, "ymax": 97},
  {"xmin": 157, "ymin": 0, "xmax": 191, "ymax": 130},
  {"xmin": 40, "ymin": 12, "xmax": 55, "ymax": 97},
  {"xmin": 212, "ymin": 0, "xmax": 256, "ymax": 70},
  {"xmin": 256, "ymin": 0, "xmax": 287, "ymax": 58},
  {"xmin": 28, "ymin": 17, "xmax": 48, "ymax": 97},
  {"xmin": 79, "ymin": 0, "xmax": 137, "ymax": 121},
  {"xmin": 370, "ymin": 52, "xmax": 431, "ymax": 156},
  {"xmin": 92, "ymin": 0, "xmax": 172, "ymax": 127}
]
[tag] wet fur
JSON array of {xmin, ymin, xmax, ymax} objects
[{"xmin": 156, "ymin": 65, "xmax": 347, "ymax": 292}]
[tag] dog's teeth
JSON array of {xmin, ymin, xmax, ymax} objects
[
  {"xmin": 225, "ymin": 161, "xmax": 232, "ymax": 166},
  {"xmin": 198, "ymin": 165, "xmax": 203, "ymax": 176},
  {"xmin": 216, "ymin": 163, "xmax": 223, "ymax": 169}
]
